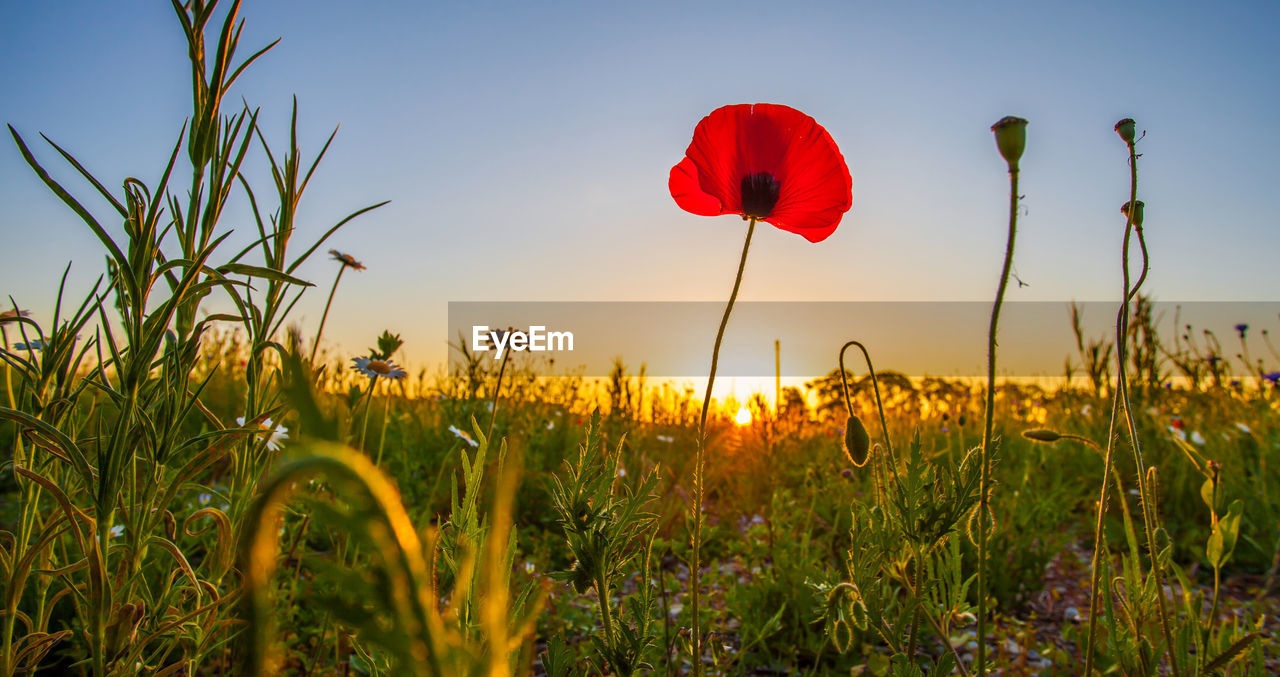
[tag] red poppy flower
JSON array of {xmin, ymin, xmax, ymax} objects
[{"xmin": 669, "ymin": 103, "xmax": 852, "ymax": 243}]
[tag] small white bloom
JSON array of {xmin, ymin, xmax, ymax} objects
[
  {"xmin": 1236, "ymin": 422, "xmax": 1252, "ymax": 434},
  {"xmin": 449, "ymin": 424, "xmax": 479, "ymax": 448},
  {"xmin": 352, "ymin": 356, "xmax": 407, "ymax": 380},
  {"xmin": 198, "ymin": 493, "xmax": 212, "ymax": 505},
  {"xmin": 546, "ymin": 421, "xmax": 555, "ymax": 430},
  {"xmin": 616, "ymin": 466, "xmax": 627, "ymax": 478},
  {"xmin": 1081, "ymin": 405, "xmax": 1093, "ymax": 416},
  {"xmin": 656, "ymin": 435, "xmax": 674, "ymax": 443},
  {"xmin": 1191, "ymin": 431, "xmax": 1206, "ymax": 445},
  {"xmin": 1168, "ymin": 426, "xmax": 1187, "ymax": 442},
  {"xmin": 237, "ymin": 416, "xmax": 289, "ymax": 451},
  {"xmin": 109, "ymin": 525, "xmax": 125, "ymax": 538}
]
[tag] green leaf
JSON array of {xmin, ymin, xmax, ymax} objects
[
  {"xmin": 1206, "ymin": 499, "xmax": 1244, "ymax": 568},
  {"xmin": 218, "ymin": 262, "xmax": 314, "ymax": 287},
  {"xmin": 1199, "ymin": 477, "xmax": 1220, "ymax": 514},
  {"xmin": 1203, "ymin": 631, "xmax": 1260, "ymax": 673}
]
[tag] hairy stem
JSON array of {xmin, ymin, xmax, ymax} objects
[
  {"xmin": 691, "ymin": 217, "xmax": 756, "ymax": 676},
  {"xmin": 976, "ymin": 163, "xmax": 1019, "ymax": 676},
  {"xmin": 1114, "ymin": 138, "xmax": 1181, "ymax": 677}
]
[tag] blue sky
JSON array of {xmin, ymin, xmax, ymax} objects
[{"xmin": 3, "ymin": 1, "xmax": 1278, "ymax": 375}]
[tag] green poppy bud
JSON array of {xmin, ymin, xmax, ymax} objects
[
  {"xmin": 843, "ymin": 415, "xmax": 871, "ymax": 467},
  {"xmin": 1121, "ymin": 200, "xmax": 1144, "ymax": 227},
  {"xmin": 1115, "ymin": 118, "xmax": 1137, "ymax": 145},
  {"xmin": 991, "ymin": 116, "xmax": 1028, "ymax": 170},
  {"xmin": 1022, "ymin": 428, "xmax": 1062, "ymax": 443}
]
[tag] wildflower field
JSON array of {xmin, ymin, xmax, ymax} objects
[{"xmin": 3, "ymin": 2, "xmax": 1279, "ymax": 676}]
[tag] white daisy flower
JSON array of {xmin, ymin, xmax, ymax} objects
[
  {"xmin": 448, "ymin": 424, "xmax": 478, "ymax": 448},
  {"xmin": 109, "ymin": 525, "xmax": 125, "ymax": 538},
  {"xmin": 352, "ymin": 356, "xmax": 407, "ymax": 380},
  {"xmin": 237, "ymin": 416, "xmax": 289, "ymax": 451}
]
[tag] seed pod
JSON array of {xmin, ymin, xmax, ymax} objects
[
  {"xmin": 1115, "ymin": 118, "xmax": 1137, "ymax": 144},
  {"xmin": 1121, "ymin": 200, "xmax": 1144, "ymax": 227},
  {"xmin": 1022, "ymin": 428, "xmax": 1062, "ymax": 443},
  {"xmin": 843, "ymin": 415, "xmax": 871, "ymax": 467},
  {"xmin": 991, "ymin": 116, "xmax": 1029, "ymax": 170}
]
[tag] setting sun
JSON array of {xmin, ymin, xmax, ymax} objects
[{"xmin": 734, "ymin": 406, "xmax": 752, "ymax": 426}]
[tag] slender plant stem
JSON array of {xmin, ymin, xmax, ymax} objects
[
  {"xmin": 1084, "ymin": 389, "xmax": 1124, "ymax": 674},
  {"xmin": 1113, "ymin": 141, "xmax": 1182, "ymax": 677},
  {"xmin": 1205, "ymin": 565, "xmax": 1222, "ymax": 670},
  {"xmin": 926, "ymin": 611, "xmax": 972, "ymax": 677},
  {"xmin": 595, "ymin": 571, "xmax": 617, "ymax": 668},
  {"xmin": 486, "ymin": 348, "xmax": 510, "ymax": 442},
  {"xmin": 357, "ymin": 375, "xmax": 378, "ymax": 452},
  {"xmin": 691, "ymin": 217, "xmax": 756, "ymax": 676},
  {"xmin": 1083, "ymin": 205, "xmax": 1151, "ymax": 675},
  {"xmin": 310, "ymin": 265, "xmax": 346, "ymax": 363},
  {"xmin": 907, "ymin": 544, "xmax": 923, "ymax": 661},
  {"xmin": 374, "ymin": 384, "xmax": 392, "ymax": 467},
  {"xmin": 838, "ymin": 340, "xmax": 903, "ymax": 498},
  {"xmin": 977, "ymin": 163, "xmax": 1019, "ymax": 676}
]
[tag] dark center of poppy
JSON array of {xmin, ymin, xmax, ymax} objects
[{"xmin": 740, "ymin": 172, "xmax": 780, "ymax": 219}]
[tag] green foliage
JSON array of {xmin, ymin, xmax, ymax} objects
[{"xmin": 546, "ymin": 411, "xmax": 660, "ymax": 676}]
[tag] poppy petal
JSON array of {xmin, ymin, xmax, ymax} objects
[
  {"xmin": 765, "ymin": 110, "xmax": 852, "ymax": 242},
  {"xmin": 669, "ymin": 157, "xmax": 725, "ymax": 217},
  {"xmin": 671, "ymin": 103, "xmax": 851, "ymax": 243}
]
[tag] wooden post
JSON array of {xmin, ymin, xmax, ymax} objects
[{"xmin": 774, "ymin": 339, "xmax": 781, "ymax": 414}]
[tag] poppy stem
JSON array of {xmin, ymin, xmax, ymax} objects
[
  {"xmin": 310, "ymin": 264, "xmax": 347, "ymax": 364},
  {"xmin": 977, "ymin": 163, "xmax": 1019, "ymax": 677},
  {"xmin": 691, "ymin": 216, "xmax": 756, "ymax": 675},
  {"xmin": 1113, "ymin": 135, "xmax": 1182, "ymax": 677}
]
